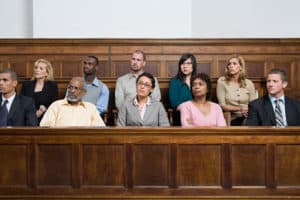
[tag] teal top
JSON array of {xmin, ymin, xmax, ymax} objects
[{"xmin": 168, "ymin": 78, "xmax": 192, "ymax": 109}]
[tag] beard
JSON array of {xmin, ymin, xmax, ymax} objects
[{"xmin": 67, "ymin": 93, "xmax": 81, "ymax": 103}]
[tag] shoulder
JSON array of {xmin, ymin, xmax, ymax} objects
[
  {"xmin": 285, "ymin": 96, "xmax": 300, "ymax": 105},
  {"xmin": 178, "ymin": 100, "xmax": 192, "ymax": 110},
  {"xmin": 150, "ymin": 99, "xmax": 164, "ymax": 106},
  {"xmin": 46, "ymin": 80, "xmax": 58, "ymax": 86},
  {"xmin": 83, "ymin": 101, "xmax": 97, "ymax": 108},
  {"xmin": 15, "ymin": 94, "xmax": 35, "ymax": 106},
  {"xmin": 210, "ymin": 101, "xmax": 222, "ymax": 109},
  {"xmin": 17, "ymin": 94, "xmax": 33, "ymax": 102},
  {"xmin": 217, "ymin": 76, "xmax": 226, "ymax": 83},
  {"xmin": 249, "ymin": 95, "xmax": 267, "ymax": 105},
  {"xmin": 21, "ymin": 80, "xmax": 34, "ymax": 87},
  {"xmin": 117, "ymin": 73, "xmax": 130, "ymax": 82},
  {"xmin": 245, "ymin": 78, "xmax": 255, "ymax": 86},
  {"xmin": 170, "ymin": 77, "xmax": 180, "ymax": 84}
]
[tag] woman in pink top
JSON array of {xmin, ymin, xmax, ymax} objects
[{"xmin": 178, "ymin": 73, "xmax": 226, "ymax": 127}]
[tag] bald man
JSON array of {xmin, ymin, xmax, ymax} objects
[{"xmin": 40, "ymin": 77, "xmax": 105, "ymax": 127}]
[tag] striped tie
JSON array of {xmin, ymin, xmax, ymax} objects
[{"xmin": 274, "ymin": 99, "xmax": 284, "ymax": 127}]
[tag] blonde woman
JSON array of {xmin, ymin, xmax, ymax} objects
[
  {"xmin": 216, "ymin": 54, "xmax": 257, "ymax": 125},
  {"xmin": 20, "ymin": 59, "xmax": 58, "ymax": 122}
]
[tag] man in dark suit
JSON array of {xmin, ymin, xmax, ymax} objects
[
  {"xmin": 246, "ymin": 68, "xmax": 300, "ymax": 126},
  {"xmin": 0, "ymin": 69, "xmax": 38, "ymax": 126}
]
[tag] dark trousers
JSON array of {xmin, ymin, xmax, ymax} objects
[{"xmin": 231, "ymin": 116, "xmax": 246, "ymax": 126}]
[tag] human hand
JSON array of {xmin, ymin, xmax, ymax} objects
[
  {"xmin": 240, "ymin": 106, "xmax": 248, "ymax": 117},
  {"xmin": 36, "ymin": 105, "xmax": 47, "ymax": 118}
]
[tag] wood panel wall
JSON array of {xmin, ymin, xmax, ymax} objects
[
  {"xmin": 0, "ymin": 127, "xmax": 300, "ymax": 199},
  {"xmin": 1, "ymin": 39, "xmax": 300, "ymax": 123}
]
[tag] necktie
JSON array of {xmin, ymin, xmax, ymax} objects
[
  {"xmin": 274, "ymin": 99, "xmax": 284, "ymax": 127},
  {"xmin": 0, "ymin": 100, "xmax": 9, "ymax": 126}
]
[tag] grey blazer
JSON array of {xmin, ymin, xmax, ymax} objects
[{"xmin": 117, "ymin": 98, "xmax": 170, "ymax": 127}]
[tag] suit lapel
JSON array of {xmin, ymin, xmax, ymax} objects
[
  {"xmin": 131, "ymin": 102, "xmax": 143, "ymax": 125},
  {"xmin": 263, "ymin": 95, "xmax": 276, "ymax": 125},
  {"xmin": 7, "ymin": 95, "xmax": 19, "ymax": 120},
  {"xmin": 142, "ymin": 103, "xmax": 152, "ymax": 124}
]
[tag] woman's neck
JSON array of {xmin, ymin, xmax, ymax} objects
[
  {"xmin": 137, "ymin": 95, "xmax": 148, "ymax": 105},
  {"xmin": 35, "ymin": 77, "xmax": 45, "ymax": 84},
  {"xmin": 231, "ymin": 74, "xmax": 239, "ymax": 83},
  {"xmin": 185, "ymin": 75, "xmax": 191, "ymax": 86},
  {"xmin": 193, "ymin": 96, "xmax": 207, "ymax": 104}
]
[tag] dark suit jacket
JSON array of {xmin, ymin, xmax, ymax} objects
[
  {"xmin": 20, "ymin": 80, "xmax": 58, "ymax": 121},
  {"xmin": 0, "ymin": 94, "xmax": 38, "ymax": 126},
  {"xmin": 246, "ymin": 95, "xmax": 300, "ymax": 126},
  {"xmin": 20, "ymin": 80, "xmax": 58, "ymax": 109}
]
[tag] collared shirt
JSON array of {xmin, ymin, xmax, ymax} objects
[
  {"xmin": 40, "ymin": 99, "xmax": 105, "ymax": 127},
  {"xmin": 115, "ymin": 72, "xmax": 161, "ymax": 110},
  {"xmin": 84, "ymin": 77, "xmax": 109, "ymax": 115},
  {"xmin": 269, "ymin": 95, "xmax": 287, "ymax": 126},
  {"xmin": 133, "ymin": 96, "xmax": 151, "ymax": 120},
  {"xmin": 1, "ymin": 93, "xmax": 16, "ymax": 112}
]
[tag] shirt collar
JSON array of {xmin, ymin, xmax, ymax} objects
[
  {"xmin": 62, "ymin": 98, "xmax": 86, "ymax": 107},
  {"xmin": 84, "ymin": 77, "xmax": 99, "ymax": 87},
  {"xmin": 269, "ymin": 95, "xmax": 285, "ymax": 104},
  {"xmin": 2, "ymin": 92, "xmax": 16, "ymax": 104},
  {"xmin": 129, "ymin": 70, "xmax": 144, "ymax": 79},
  {"xmin": 133, "ymin": 96, "xmax": 151, "ymax": 106}
]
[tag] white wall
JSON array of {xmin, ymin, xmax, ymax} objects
[
  {"xmin": 0, "ymin": 0, "xmax": 300, "ymax": 38},
  {"xmin": 0, "ymin": 0, "xmax": 33, "ymax": 38},
  {"xmin": 33, "ymin": 0, "xmax": 191, "ymax": 38},
  {"xmin": 192, "ymin": 0, "xmax": 300, "ymax": 38}
]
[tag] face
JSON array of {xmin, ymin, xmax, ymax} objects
[
  {"xmin": 180, "ymin": 58, "xmax": 193, "ymax": 76},
  {"xmin": 67, "ymin": 79, "xmax": 86, "ymax": 103},
  {"xmin": 227, "ymin": 58, "xmax": 241, "ymax": 76},
  {"xmin": 266, "ymin": 73, "xmax": 287, "ymax": 98},
  {"xmin": 0, "ymin": 73, "xmax": 17, "ymax": 97},
  {"xmin": 83, "ymin": 57, "xmax": 97, "ymax": 75},
  {"xmin": 130, "ymin": 52, "xmax": 145, "ymax": 73},
  {"xmin": 34, "ymin": 62, "xmax": 48, "ymax": 79},
  {"xmin": 136, "ymin": 76, "xmax": 153, "ymax": 97},
  {"xmin": 191, "ymin": 78, "xmax": 207, "ymax": 98}
]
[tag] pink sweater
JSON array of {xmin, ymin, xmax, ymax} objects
[{"xmin": 178, "ymin": 101, "xmax": 226, "ymax": 127}]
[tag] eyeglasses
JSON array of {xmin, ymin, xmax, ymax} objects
[
  {"xmin": 67, "ymin": 85, "xmax": 82, "ymax": 91},
  {"xmin": 137, "ymin": 81, "xmax": 152, "ymax": 88}
]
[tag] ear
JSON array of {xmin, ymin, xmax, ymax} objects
[
  {"xmin": 13, "ymin": 80, "xmax": 18, "ymax": 88},
  {"xmin": 283, "ymin": 81, "xmax": 288, "ymax": 88}
]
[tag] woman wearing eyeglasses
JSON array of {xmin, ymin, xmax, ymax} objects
[
  {"xmin": 117, "ymin": 72, "xmax": 170, "ymax": 127},
  {"xmin": 168, "ymin": 53, "xmax": 197, "ymax": 125},
  {"xmin": 20, "ymin": 59, "xmax": 58, "ymax": 123}
]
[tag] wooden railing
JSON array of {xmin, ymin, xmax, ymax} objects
[{"xmin": 1, "ymin": 127, "xmax": 300, "ymax": 199}]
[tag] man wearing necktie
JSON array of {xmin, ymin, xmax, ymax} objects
[
  {"xmin": 0, "ymin": 69, "xmax": 37, "ymax": 126},
  {"xmin": 246, "ymin": 68, "xmax": 300, "ymax": 126}
]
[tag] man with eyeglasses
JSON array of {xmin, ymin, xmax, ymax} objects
[
  {"xmin": 115, "ymin": 50, "xmax": 161, "ymax": 110},
  {"xmin": 40, "ymin": 77, "xmax": 105, "ymax": 127},
  {"xmin": 82, "ymin": 56, "xmax": 109, "ymax": 117}
]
